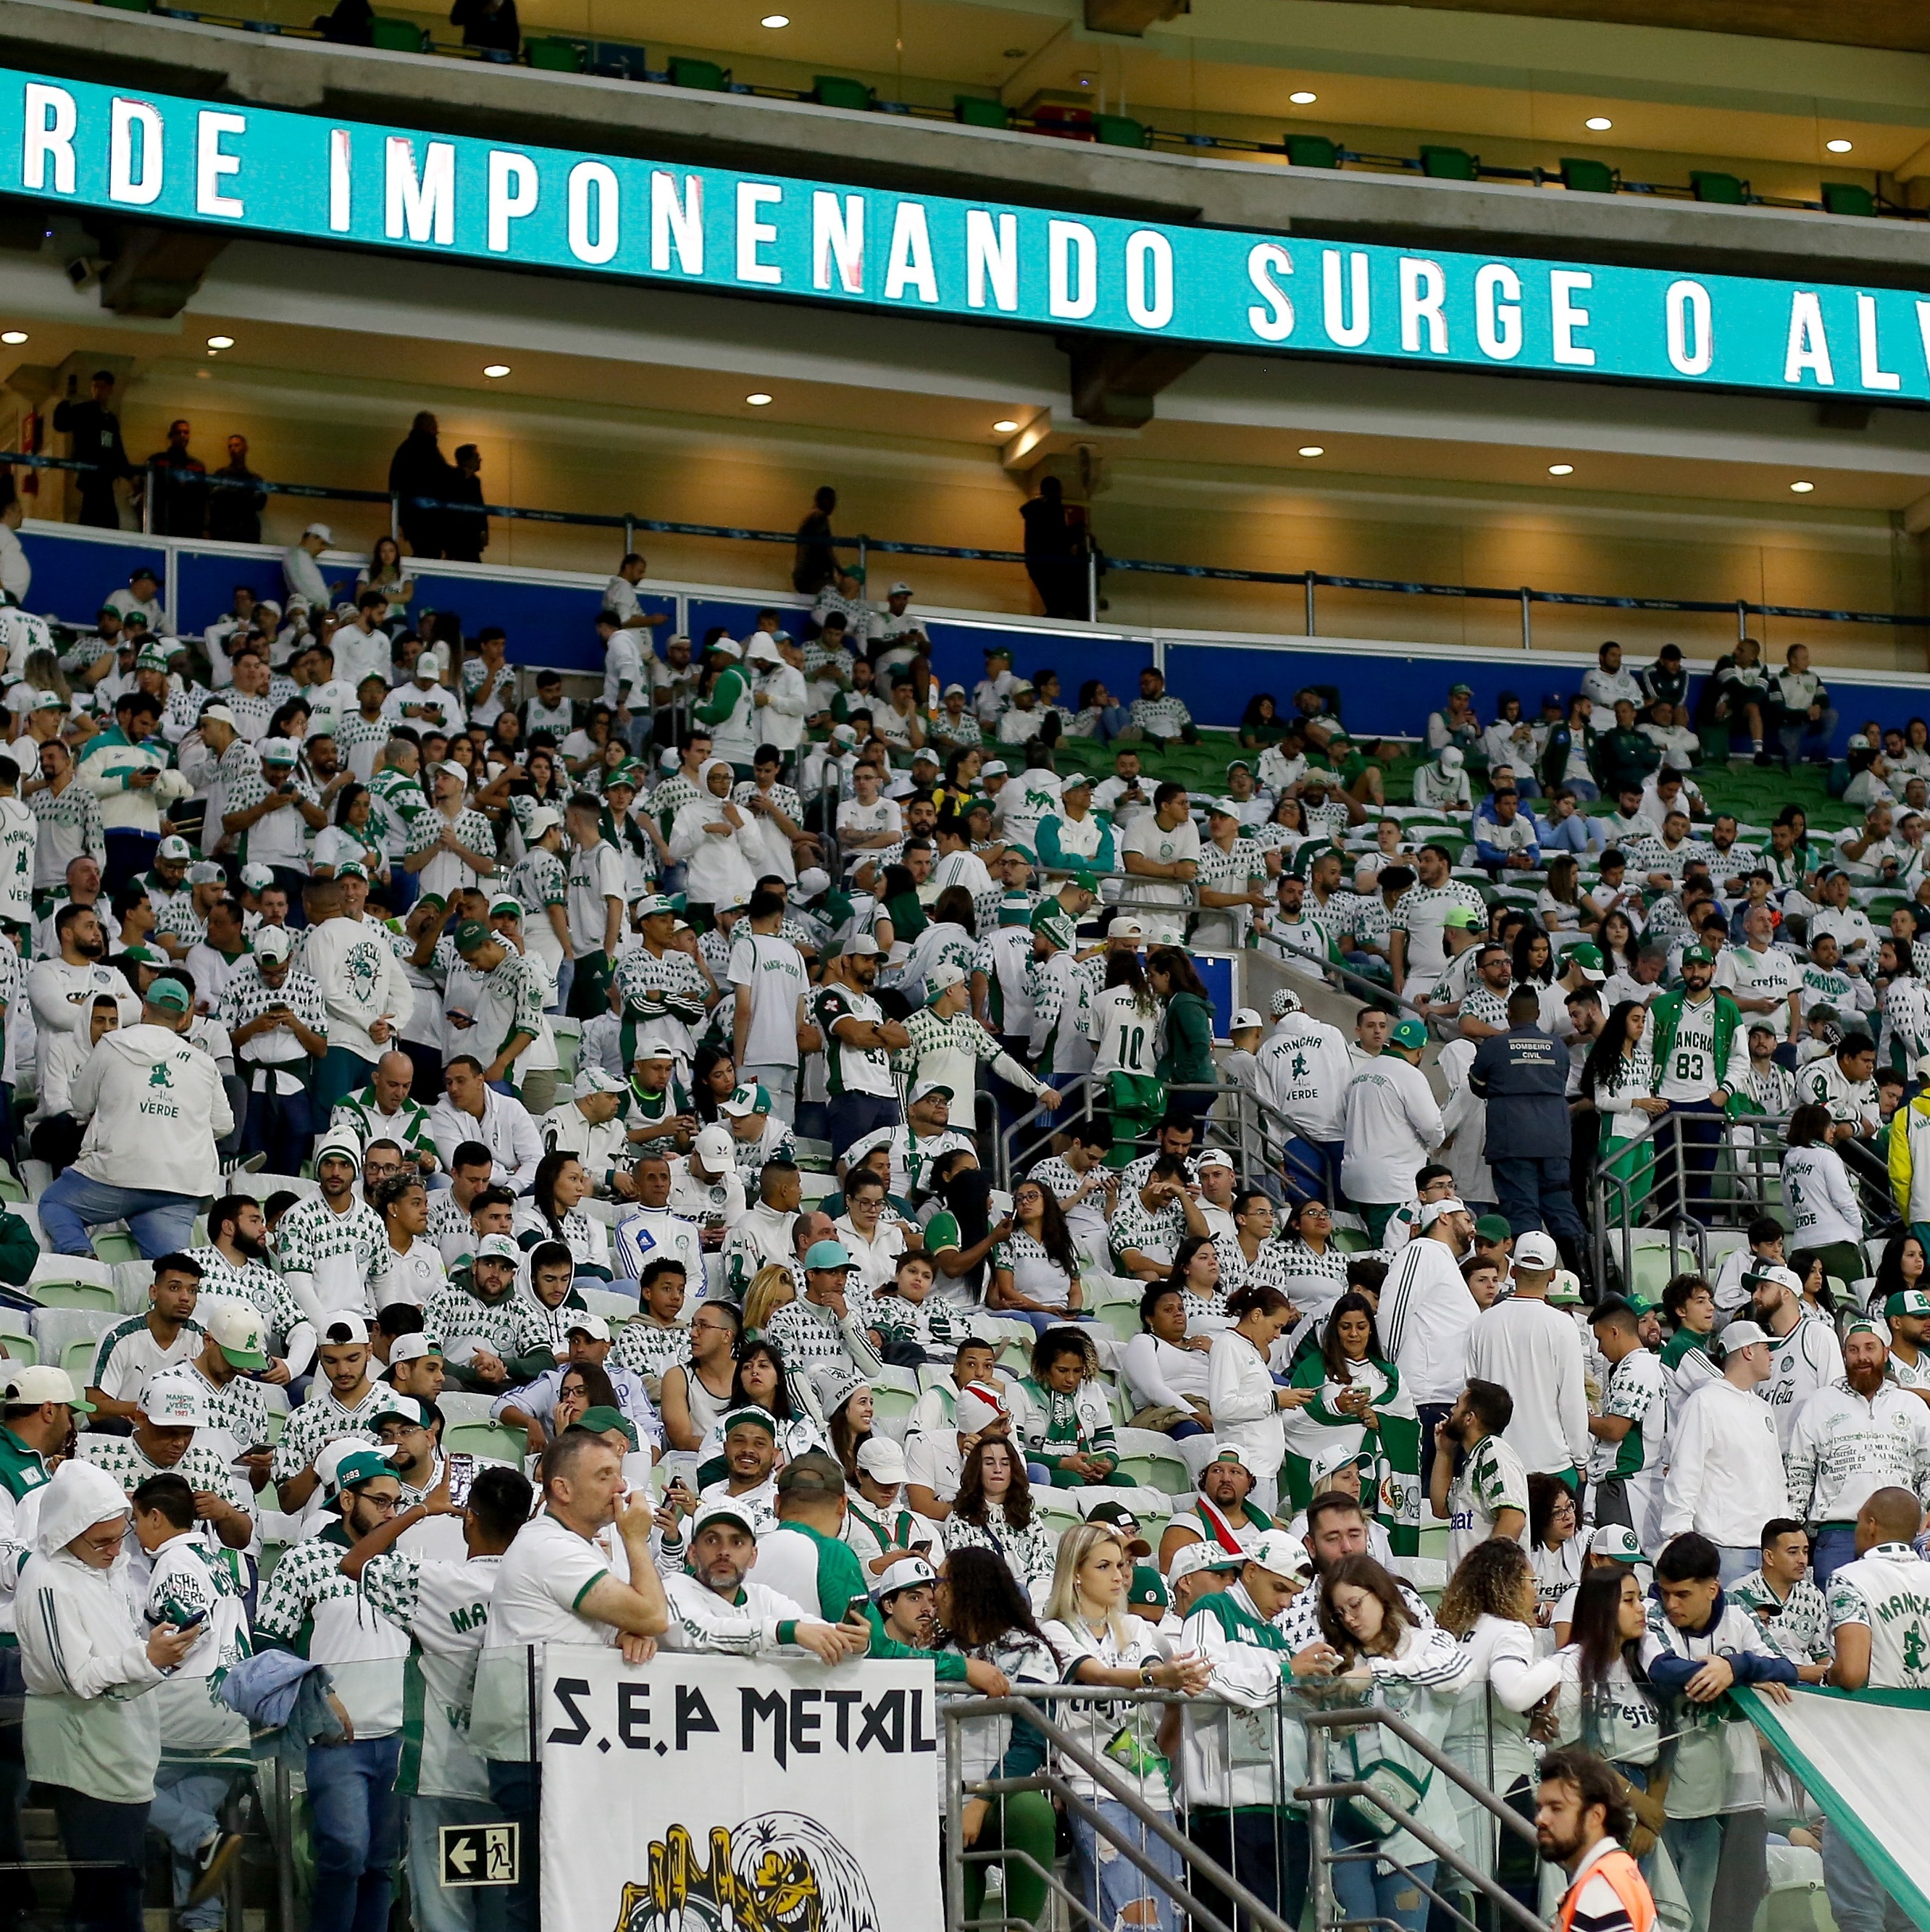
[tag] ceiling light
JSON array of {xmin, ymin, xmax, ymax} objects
[
  {"xmin": 1548, "ymin": 463, "xmax": 1574, "ymax": 475},
  {"xmin": 1826, "ymin": 138, "xmax": 1853, "ymax": 153},
  {"xmin": 1790, "ymin": 479, "xmax": 1816, "ymax": 493},
  {"xmin": 482, "ymin": 364, "xmax": 511, "ymax": 378},
  {"xmin": 1290, "ymin": 91, "xmax": 1317, "ymax": 105},
  {"xmin": 1298, "ymin": 445, "xmax": 1324, "ymax": 457},
  {"xmin": 745, "ymin": 393, "xmax": 773, "ymax": 406},
  {"xmin": 761, "ymin": 12, "xmax": 789, "ymax": 24},
  {"xmin": 993, "ymin": 419, "xmax": 1019, "ymax": 433},
  {"xmin": 1584, "ymin": 116, "xmax": 1613, "ymax": 131},
  {"xmin": 0, "ymin": 333, "xmax": 25, "ymax": 346},
  {"xmin": 206, "ymin": 334, "xmax": 233, "ymax": 349}
]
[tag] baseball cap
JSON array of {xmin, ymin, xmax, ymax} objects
[
  {"xmin": 1681, "ymin": 945, "xmax": 1713, "ymax": 966},
  {"xmin": 1566, "ymin": 943, "xmax": 1607, "ymax": 982},
  {"xmin": 979, "ymin": 760, "xmax": 1008, "ymax": 779},
  {"xmin": 1168, "ymin": 1541, "xmax": 1247, "ymax": 1586},
  {"xmin": 319, "ymin": 1313, "xmax": 372, "ymax": 1346},
  {"xmin": 908, "ymin": 1079, "xmax": 955, "ymax": 1105},
  {"xmin": 633, "ymin": 894, "xmax": 676, "ymax": 919},
  {"xmin": 475, "ymin": 1233, "xmax": 521, "ymax": 1266},
  {"xmin": 146, "ymin": 978, "xmax": 192, "ymax": 1016},
  {"xmin": 1589, "ymin": 1524, "xmax": 1647, "ymax": 1564},
  {"xmin": 452, "ymin": 920, "xmax": 494, "ymax": 955},
  {"xmin": 1195, "ymin": 1149, "xmax": 1235, "ymax": 1174},
  {"xmin": 690, "ymin": 1496, "xmax": 761, "ymax": 1538},
  {"xmin": 1716, "ymin": 1319, "xmax": 1770, "ymax": 1357},
  {"xmin": 693, "ymin": 1124, "xmax": 736, "ymax": 1168},
  {"xmin": 4, "ymin": 1364, "xmax": 92, "ymax": 1413},
  {"xmin": 720, "ymin": 1405, "xmax": 777, "ymax": 1439},
  {"xmin": 1473, "ymin": 1213, "xmax": 1513, "ymax": 1244},
  {"xmin": 303, "ymin": 522, "xmax": 333, "ymax": 542},
  {"xmin": 1512, "ymin": 1231, "xmax": 1560, "ymax": 1269},
  {"xmin": 259, "ymin": 737, "xmax": 298, "ymax": 766},
  {"xmin": 1390, "ymin": 1017, "xmax": 1429, "ymax": 1052},
  {"xmin": 1106, "ymin": 916, "xmax": 1147, "ymax": 941},
  {"xmin": 414, "ymin": 652, "xmax": 439, "ymax": 679},
  {"xmin": 139, "ymin": 1377, "xmax": 206, "ymax": 1427},
  {"xmin": 1059, "ymin": 769, "xmax": 1094, "ymax": 794},
  {"xmin": 574, "ymin": 1066, "xmax": 627, "ymax": 1099},
  {"xmin": 1418, "ymin": 1195, "xmax": 1468, "ymax": 1229},
  {"xmin": 776, "ymin": 1452, "xmax": 846, "ymax": 1499},
  {"xmin": 632, "ymin": 1038, "xmax": 676, "ymax": 1064},
  {"xmin": 841, "ymin": 934, "xmax": 882, "ymax": 959},
  {"xmin": 1230, "ymin": 1007, "xmax": 1263, "ymax": 1032},
  {"xmin": 707, "ymin": 636, "xmax": 742, "ymax": 661},
  {"xmin": 388, "ymin": 1334, "xmax": 442, "ymax": 1365},
  {"xmin": 252, "ymin": 927, "xmax": 292, "ymax": 966},
  {"xmin": 333, "ymin": 1448, "xmax": 396, "ymax": 1494},
  {"xmin": 1271, "ymin": 988, "xmax": 1303, "ymax": 1017},
  {"xmin": 564, "ymin": 1313, "xmax": 611, "ymax": 1342},
  {"xmin": 856, "ymin": 1436, "xmax": 908, "ymax": 1484},
  {"xmin": 804, "ymin": 1239, "xmax": 853, "ymax": 1272},
  {"xmin": 238, "ymin": 862, "xmax": 274, "ymax": 891},
  {"xmin": 575, "ymin": 1405, "xmax": 637, "ymax": 1447},
  {"xmin": 1203, "ymin": 1439, "xmax": 1254, "ymax": 1474},
  {"xmin": 1129, "ymin": 1565, "xmax": 1169, "ymax": 1612},
  {"xmin": 926, "ymin": 963, "xmax": 966, "ymax": 998},
  {"xmin": 1746, "ymin": 1263, "xmax": 1804, "ymax": 1295},
  {"xmin": 204, "ymin": 1300, "xmax": 268, "ymax": 1369},
  {"xmin": 376, "ymin": 1394, "xmax": 427, "ymax": 1429},
  {"xmin": 186, "ymin": 859, "xmax": 225, "ymax": 887},
  {"xmin": 719, "ymin": 1084, "xmax": 764, "ymax": 1118},
  {"xmin": 156, "ymin": 835, "xmax": 192, "ymax": 862},
  {"xmin": 1245, "ymin": 1529, "xmax": 1314, "ymax": 1581},
  {"xmin": 1442, "ymin": 906, "xmax": 1484, "ymax": 930},
  {"xmin": 525, "ymin": 806, "xmax": 561, "ymax": 839},
  {"xmin": 1085, "ymin": 1500, "xmax": 1150, "ymax": 1554},
  {"xmin": 1887, "ymin": 1289, "xmax": 1930, "ymax": 1319},
  {"xmin": 870, "ymin": 1555, "xmax": 937, "ymax": 1602}
]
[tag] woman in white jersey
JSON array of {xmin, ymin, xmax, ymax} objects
[{"xmin": 1085, "ymin": 942, "xmax": 1160, "ymax": 1079}]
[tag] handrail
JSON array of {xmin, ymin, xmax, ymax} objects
[{"xmin": 6, "ymin": 450, "xmax": 1921, "ymax": 638}]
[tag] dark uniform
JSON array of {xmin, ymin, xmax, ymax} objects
[
  {"xmin": 1469, "ymin": 1020, "xmax": 1589, "ymax": 1262},
  {"xmin": 50, "ymin": 394, "xmax": 130, "ymax": 529}
]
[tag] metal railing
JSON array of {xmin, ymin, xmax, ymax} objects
[{"xmin": 7, "ymin": 449, "xmax": 1924, "ymax": 646}]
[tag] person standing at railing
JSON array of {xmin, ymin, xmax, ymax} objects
[
  {"xmin": 442, "ymin": 444, "xmax": 488, "ymax": 564},
  {"xmin": 203, "ymin": 435, "xmax": 264, "ymax": 546},
  {"xmin": 142, "ymin": 420, "xmax": 207, "ymax": 540},
  {"xmin": 388, "ymin": 413, "xmax": 454, "ymax": 561},
  {"xmin": 52, "ymin": 370, "xmax": 131, "ymax": 531},
  {"xmin": 1645, "ymin": 945, "xmax": 1748, "ymax": 1221}
]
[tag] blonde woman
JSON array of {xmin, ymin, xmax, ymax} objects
[
  {"xmin": 1039, "ymin": 1523, "xmax": 1210, "ymax": 1932},
  {"xmin": 740, "ymin": 1262, "xmax": 796, "ymax": 1340}
]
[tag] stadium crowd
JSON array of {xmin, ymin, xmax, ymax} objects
[{"xmin": 0, "ymin": 514, "xmax": 1916, "ymax": 1932}]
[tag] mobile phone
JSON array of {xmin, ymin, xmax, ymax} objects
[
  {"xmin": 446, "ymin": 1452, "xmax": 476, "ymax": 1508},
  {"xmin": 172, "ymin": 1607, "xmax": 209, "ymax": 1632}
]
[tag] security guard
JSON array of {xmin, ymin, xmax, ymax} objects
[{"xmin": 1469, "ymin": 986, "xmax": 1589, "ymax": 1267}]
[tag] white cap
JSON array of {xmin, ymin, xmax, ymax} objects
[
  {"xmin": 376, "ymin": 1394, "xmax": 427, "ymax": 1428},
  {"xmin": 1439, "ymin": 746, "xmax": 1465, "ymax": 771},
  {"xmin": 796, "ymin": 867, "xmax": 832, "ymax": 897},
  {"xmin": 574, "ymin": 1066, "xmax": 627, "ymax": 1099},
  {"xmin": 414, "ymin": 652, "xmax": 439, "ymax": 679},
  {"xmin": 870, "ymin": 1554, "xmax": 938, "ymax": 1601},
  {"xmin": 1229, "ymin": 1007, "xmax": 1264, "ymax": 1031},
  {"xmin": 890, "ymin": 581, "xmax": 913, "ymax": 595},
  {"xmin": 564, "ymin": 1313, "xmax": 611, "ymax": 1342},
  {"xmin": 1245, "ymin": 1528, "xmax": 1314, "ymax": 1581},
  {"xmin": 140, "ymin": 1378, "xmax": 206, "ymax": 1427},
  {"xmin": 198, "ymin": 703, "xmax": 237, "ymax": 728},
  {"xmin": 954, "ymin": 1381, "xmax": 1008, "ymax": 1435},
  {"xmin": 1106, "ymin": 916, "xmax": 1147, "ymax": 940},
  {"xmin": 1716, "ymin": 1319, "xmax": 1771, "ymax": 1357},
  {"xmin": 303, "ymin": 523, "xmax": 333, "ymax": 542},
  {"xmin": 926, "ymin": 962, "xmax": 966, "ymax": 995},
  {"xmin": 841, "ymin": 934, "xmax": 882, "ymax": 958},
  {"xmin": 1419, "ymin": 1196, "xmax": 1468, "ymax": 1229},
  {"xmin": 253, "ymin": 927, "xmax": 293, "ymax": 965},
  {"xmin": 1511, "ymin": 1231, "xmax": 1560, "ymax": 1269},
  {"xmin": 690, "ymin": 1495, "xmax": 761, "ymax": 1537},
  {"xmin": 856, "ymin": 1436, "xmax": 908, "ymax": 1484},
  {"xmin": 475, "ymin": 1234, "xmax": 521, "ymax": 1265},
  {"xmin": 525, "ymin": 806, "xmax": 561, "ymax": 839},
  {"xmin": 156, "ymin": 835, "xmax": 192, "ymax": 862},
  {"xmin": 1196, "ymin": 1148, "xmax": 1235, "ymax": 1171},
  {"xmin": 708, "ymin": 636, "xmax": 743, "ymax": 660},
  {"xmin": 1747, "ymin": 1263, "xmax": 1804, "ymax": 1295},
  {"xmin": 259, "ymin": 737, "xmax": 298, "ymax": 766},
  {"xmin": 980, "ymin": 760, "xmax": 1008, "ymax": 779},
  {"xmin": 238, "ymin": 863, "xmax": 274, "ymax": 891},
  {"xmin": 1168, "ymin": 1540, "xmax": 1246, "ymax": 1586},
  {"xmin": 388, "ymin": 1334, "xmax": 440, "ymax": 1365},
  {"xmin": 693, "ymin": 1124, "xmax": 735, "ymax": 1168},
  {"xmin": 186, "ymin": 860, "xmax": 225, "ymax": 886},
  {"xmin": 319, "ymin": 1313, "xmax": 372, "ymax": 1346},
  {"xmin": 632, "ymin": 1037, "xmax": 677, "ymax": 1063},
  {"xmin": 4, "ymin": 1365, "xmax": 84, "ymax": 1409}
]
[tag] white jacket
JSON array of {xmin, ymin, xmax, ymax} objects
[
  {"xmin": 1208, "ymin": 1329, "xmax": 1284, "ymax": 1494},
  {"xmin": 71, "ymin": 1022, "xmax": 232, "ymax": 1197},
  {"xmin": 1380, "ymin": 1233, "xmax": 1479, "ymax": 1406},
  {"xmin": 1434, "ymin": 1037, "xmax": 1495, "ymax": 1209},
  {"xmin": 1340, "ymin": 1054, "xmax": 1444, "ymax": 1205},
  {"xmin": 1784, "ymin": 1379, "xmax": 1930, "ymax": 1526},
  {"xmin": 1660, "ymin": 1377, "xmax": 1786, "ymax": 1547},
  {"xmin": 304, "ymin": 915, "xmax": 414, "ymax": 1064},
  {"xmin": 1780, "ymin": 1145, "xmax": 1862, "ymax": 1255},
  {"xmin": 753, "ymin": 663, "xmax": 809, "ymax": 753},
  {"xmin": 669, "ymin": 798, "xmax": 759, "ymax": 911},
  {"xmin": 1467, "ymin": 1295, "xmax": 1591, "ymax": 1476},
  {"xmin": 1255, "ymin": 1011, "xmax": 1350, "ymax": 1144}
]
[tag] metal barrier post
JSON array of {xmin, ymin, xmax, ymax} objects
[
  {"xmin": 1304, "ymin": 569, "xmax": 1317, "ymax": 636},
  {"xmin": 624, "ymin": 515, "xmax": 635, "ymax": 556},
  {"xmin": 141, "ymin": 462, "xmax": 154, "ymax": 537},
  {"xmin": 859, "ymin": 532, "xmax": 869, "ymax": 585},
  {"xmin": 1304, "ymin": 1718, "xmax": 1334, "ymax": 1931},
  {"xmin": 274, "ymin": 1758, "xmax": 296, "ymax": 1932},
  {"xmin": 1737, "ymin": 598, "xmax": 1750, "ymax": 642},
  {"xmin": 1087, "ymin": 544, "xmax": 1099, "ymax": 622},
  {"xmin": 1520, "ymin": 586, "xmax": 1532, "ymax": 650},
  {"xmin": 390, "ymin": 493, "xmax": 401, "ymax": 543}
]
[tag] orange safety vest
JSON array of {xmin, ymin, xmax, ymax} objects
[{"xmin": 1557, "ymin": 1846, "xmax": 1657, "ymax": 1932}]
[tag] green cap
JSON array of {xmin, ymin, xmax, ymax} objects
[
  {"xmin": 1681, "ymin": 945, "xmax": 1713, "ymax": 966},
  {"xmin": 1568, "ymin": 942, "xmax": 1605, "ymax": 971},
  {"xmin": 1442, "ymin": 906, "xmax": 1484, "ymax": 931},
  {"xmin": 1474, "ymin": 1214, "xmax": 1513, "ymax": 1243},
  {"xmin": 575, "ymin": 1405, "xmax": 638, "ymax": 1448},
  {"xmin": 1129, "ymin": 1563, "xmax": 1169, "ymax": 1611},
  {"xmin": 453, "ymin": 920, "xmax": 495, "ymax": 955},
  {"xmin": 1887, "ymin": 1289, "xmax": 1930, "ymax": 1318},
  {"xmin": 1390, "ymin": 1016, "xmax": 1428, "ymax": 1050},
  {"xmin": 721, "ymin": 1406, "xmax": 777, "ymax": 1438},
  {"xmin": 146, "ymin": 978, "xmax": 192, "ymax": 1015},
  {"xmin": 334, "ymin": 1448, "xmax": 396, "ymax": 1494}
]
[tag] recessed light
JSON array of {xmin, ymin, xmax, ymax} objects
[
  {"xmin": 1290, "ymin": 91, "xmax": 1317, "ymax": 105},
  {"xmin": 993, "ymin": 419, "xmax": 1019, "ymax": 434},
  {"xmin": 482, "ymin": 364, "xmax": 511, "ymax": 378},
  {"xmin": 1790, "ymin": 480, "xmax": 1816, "ymax": 493},
  {"xmin": 194, "ymin": 368, "xmax": 209, "ymax": 380},
  {"xmin": 206, "ymin": 335, "xmax": 233, "ymax": 349},
  {"xmin": 0, "ymin": 333, "xmax": 25, "ymax": 346},
  {"xmin": 1298, "ymin": 445, "xmax": 1324, "ymax": 457},
  {"xmin": 761, "ymin": 12, "xmax": 789, "ymax": 24},
  {"xmin": 1826, "ymin": 138, "xmax": 1853, "ymax": 153},
  {"xmin": 745, "ymin": 393, "xmax": 773, "ymax": 406},
  {"xmin": 1584, "ymin": 116, "xmax": 1613, "ymax": 131},
  {"xmin": 1548, "ymin": 463, "xmax": 1574, "ymax": 475}
]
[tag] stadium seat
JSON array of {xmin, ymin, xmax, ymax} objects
[
  {"xmin": 32, "ymin": 1279, "xmax": 119, "ymax": 1313},
  {"xmin": 669, "ymin": 57, "xmax": 728, "ymax": 89},
  {"xmin": 443, "ymin": 1421, "xmax": 530, "ymax": 1465},
  {"xmin": 436, "ymin": 1392, "xmax": 504, "ymax": 1425},
  {"xmin": 954, "ymin": 96, "xmax": 1010, "ymax": 130},
  {"xmin": 1284, "ymin": 135, "xmax": 1340, "ymax": 169},
  {"xmin": 59, "ymin": 1337, "xmax": 98, "ymax": 1384},
  {"xmin": 869, "ymin": 1382, "xmax": 917, "ymax": 1422},
  {"xmin": 1034, "ymin": 1494, "xmax": 1084, "ymax": 1538},
  {"xmin": 1420, "ymin": 146, "xmax": 1479, "ymax": 180},
  {"xmin": 1691, "ymin": 171, "xmax": 1747, "ymax": 204},
  {"xmin": 525, "ymin": 37, "xmax": 585, "ymax": 72},
  {"xmin": 32, "ymin": 1254, "xmax": 114, "ymax": 1292},
  {"xmin": 813, "ymin": 75, "xmax": 874, "ymax": 111},
  {"xmin": 89, "ymin": 1230, "xmax": 141, "ymax": 1267},
  {"xmin": 1560, "ymin": 157, "xmax": 1617, "ymax": 193},
  {"xmin": 1094, "ymin": 115, "xmax": 1148, "ymax": 149},
  {"xmin": 368, "ymin": 16, "xmax": 428, "ymax": 50},
  {"xmin": 551, "ymin": 1019, "xmax": 581, "ymax": 1079},
  {"xmin": 1821, "ymin": 183, "xmax": 1874, "ymax": 217},
  {"xmin": 0, "ymin": 1308, "xmax": 35, "ymax": 1364}
]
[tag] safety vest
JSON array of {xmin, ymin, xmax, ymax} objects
[{"xmin": 1558, "ymin": 1847, "xmax": 1655, "ymax": 1932}]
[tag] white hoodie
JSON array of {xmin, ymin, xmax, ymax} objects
[
  {"xmin": 17, "ymin": 1461, "xmax": 167, "ymax": 1803},
  {"xmin": 1256, "ymin": 1010, "xmax": 1350, "ymax": 1144},
  {"xmin": 71, "ymin": 1021, "xmax": 233, "ymax": 1197},
  {"xmin": 1339, "ymin": 1052, "xmax": 1444, "ymax": 1205},
  {"xmin": 304, "ymin": 914, "xmax": 415, "ymax": 1064}
]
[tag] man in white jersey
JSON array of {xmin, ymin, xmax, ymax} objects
[
  {"xmin": 1715, "ymin": 903, "xmax": 1801, "ymax": 1042},
  {"xmin": 1645, "ymin": 945, "xmax": 1748, "ymax": 1220},
  {"xmin": 1340, "ymin": 1017, "xmax": 1443, "ymax": 1244}
]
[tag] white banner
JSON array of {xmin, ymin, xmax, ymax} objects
[{"xmin": 538, "ymin": 1646, "xmax": 942, "ymax": 1932}]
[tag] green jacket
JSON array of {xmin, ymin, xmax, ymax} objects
[
  {"xmin": 1156, "ymin": 990, "xmax": 1216, "ymax": 1087},
  {"xmin": 0, "ymin": 1213, "xmax": 35, "ymax": 1289},
  {"xmin": 1645, "ymin": 988, "xmax": 1743, "ymax": 1099}
]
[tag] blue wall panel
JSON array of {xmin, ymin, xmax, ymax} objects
[{"xmin": 18, "ymin": 530, "xmax": 163, "ymax": 627}]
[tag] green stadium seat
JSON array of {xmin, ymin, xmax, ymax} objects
[
  {"xmin": 443, "ymin": 1422, "xmax": 530, "ymax": 1465},
  {"xmin": 1691, "ymin": 171, "xmax": 1746, "ymax": 204},
  {"xmin": 1095, "ymin": 1302, "xmax": 1143, "ymax": 1346},
  {"xmin": 369, "ymin": 16, "xmax": 428, "ymax": 50},
  {"xmin": 813, "ymin": 75, "xmax": 874, "ymax": 112},
  {"xmin": 525, "ymin": 37, "xmax": 585, "ymax": 72},
  {"xmin": 1821, "ymin": 183, "xmax": 1874, "ymax": 217},
  {"xmin": 669, "ymin": 57, "xmax": 728, "ymax": 90},
  {"xmin": 1420, "ymin": 146, "xmax": 1478, "ymax": 180},
  {"xmin": 97, "ymin": 0, "xmax": 155, "ymax": 11},
  {"xmin": 1285, "ymin": 135, "xmax": 1340, "ymax": 169},
  {"xmin": 1094, "ymin": 115, "xmax": 1148, "ymax": 149},
  {"xmin": 1560, "ymin": 157, "xmax": 1617, "ymax": 194},
  {"xmin": 954, "ymin": 96, "xmax": 1011, "ymax": 130},
  {"xmin": 33, "ymin": 1280, "xmax": 119, "ymax": 1313},
  {"xmin": 90, "ymin": 1231, "xmax": 141, "ymax": 1267},
  {"xmin": 869, "ymin": 1382, "xmax": 917, "ymax": 1422},
  {"xmin": 1035, "ymin": 1496, "xmax": 1084, "ymax": 1538},
  {"xmin": 61, "ymin": 1337, "xmax": 96, "ymax": 1385}
]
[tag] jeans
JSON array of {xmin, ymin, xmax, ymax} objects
[
  {"xmin": 1188, "ymin": 1808, "xmax": 1310, "ymax": 1932},
  {"xmin": 1665, "ymin": 1810, "xmax": 1766, "ymax": 1932},
  {"xmin": 313, "ymin": 1045, "xmax": 377, "ymax": 1118},
  {"xmin": 1716, "ymin": 1546, "xmax": 1758, "ymax": 1587},
  {"xmin": 306, "ymin": 1735, "xmax": 404, "ymax": 1932},
  {"xmin": 485, "ymin": 1762, "xmax": 540, "ymax": 1932},
  {"xmin": 48, "ymin": 1784, "xmax": 148, "ymax": 1932},
  {"xmin": 1811, "ymin": 1523, "xmax": 1858, "ymax": 1587},
  {"xmin": 409, "ymin": 1794, "xmax": 505, "ymax": 1932},
  {"xmin": 1658, "ymin": 1100, "xmax": 1729, "ymax": 1220},
  {"xmin": 1069, "ymin": 1799, "xmax": 1185, "ymax": 1932},
  {"xmin": 149, "ymin": 1763, "xmax": 236, "ymax": 1931},
  {"xmin": 1332, "ymin": 1817, "xmax": 1435, "ymax": 1932},
  {"xmin": 1490, "ymin": 1153, "xmax": 1589, "ymax": 1247},
  {"xmin": 1777, "ymin": 706, "xmax": 1839, "ymax": 764},
  {"xmin": 242, "ymin": 1083, "xmax": 312, "ymax": 1176},
  {"xmin": 550, "ymin": 955, "xmax": 574, "ymax": 1016},
  {"xmin": 1280, "ymin": 1136, "xmax": 1345, "ymax": 1205},
  {"xmin": 1823, "ymin": 1820, "xmax": 1913, "ymax": 1932},
  {"xmin": 102, "ymin": 828, "xmax": 158, "ymax": 895},
  {"xmin": 740, "ymin": 1063, "xmax": 798, "ymax": 1127},
  {"xmin": 38, "ymin": 1171, "xmax": 201, "ymax": 1258},
  {"xmin": 827, "ymin": 1092, "xmax": 899, "ymax": 1153}
]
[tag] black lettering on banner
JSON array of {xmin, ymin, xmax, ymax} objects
[
  {"xmin": 677, "ymin": 1683, "xmax": 720, "ymax": 1751},
  {"xmin": 617, "ymin": 1682, "xmax": 651, "ymax": 1749},
  {"xmin": 856, "ymin": 1689, "xmax": 903, "ymax": 1754},
  {"xmin": 911, "ymin": 1687, "xmax": 938, "ymax": 1754},
  {"xmin": 790, "ymin": 1689, "xmax": 822, "ymax": 1756},
  {"xmin": 825, "ymin": 1688, "xmax": 862, "ymax": 1750},
  {"xmin": 743, "ymin": 1686, "xmax": 788, "ymax": 1767},
  {"xmin": 547, "ymin": 1677, "xmax": 592, "ymax": 1747}
]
